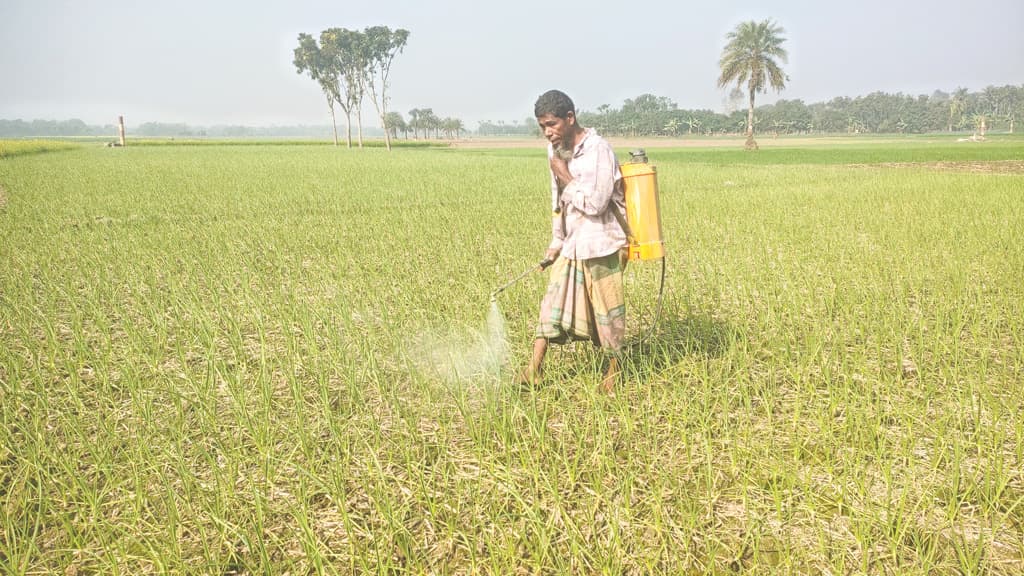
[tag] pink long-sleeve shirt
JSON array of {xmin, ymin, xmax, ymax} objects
[{"xmin": 547, "ymin": 128, "xmax": 629, "ymax": 260}]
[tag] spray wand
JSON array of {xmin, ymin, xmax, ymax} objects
[{"xmin": 490, "ymin": 257, "xmax": 555, "ymax": 302}]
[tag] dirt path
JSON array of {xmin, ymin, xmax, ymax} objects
[
  {"xmin": 854, "ymin": 160, "xmax": 1024, "ymax": 174},
  {"xmin": 449, "ymin": 136, "xmax": 780, "ymax": 149}
]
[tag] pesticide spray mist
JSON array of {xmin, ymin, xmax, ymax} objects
[
  {"xmin": 406, "ymin": 259, "xmax": 551, "ymax": 384},
  {"xmin": 408, "ymin": 301, "xmax": 510, "ymax": 383}
]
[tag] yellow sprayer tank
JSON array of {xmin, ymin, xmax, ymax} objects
[{"xmin": 620, "ymin": 149, "xmax": 665, "ymax": 261}]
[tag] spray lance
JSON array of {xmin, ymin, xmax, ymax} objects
[
  {"xmin": 490, "ymin": 146, "xmax": 568, "ymax": 302},
  {"xmin": 490, "ymin": 257, "xmax": 554, "ymax": 302}
]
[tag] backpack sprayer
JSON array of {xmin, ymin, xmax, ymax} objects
[
  {"xmin": 620, "ymin": 149, "xmax": 667, "ymax": 341},
  {"xmin": 491, "ymin": 149, "xmax": 665, "ymax": 339}
]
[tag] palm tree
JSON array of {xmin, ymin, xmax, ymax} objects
[
  {"xmin": 384, "ymin": 111, "xmax": 407, "ymax": 140},
  {"xmin": 408, "ymin": 108, "xmax": 424, "ymax": 139},
  {"xmin": 949, "ymin": 87, "xmax": 968, "ymax": 132},
  {"xmin": 663, "ymin": 117, "xmax": 680, "ymax": 136},
  {"xmin": 717, "ymin": 19, "xmax": 789, "ymax": 150}
]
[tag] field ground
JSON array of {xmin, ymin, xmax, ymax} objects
[{"xmin": 1, "ymin": 136, "xmax": 1023, "ymax": 574}]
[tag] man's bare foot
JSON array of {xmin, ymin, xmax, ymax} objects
[{"xmin": 515, "ymin": 366, "xmax": 541, "ymax": 387}]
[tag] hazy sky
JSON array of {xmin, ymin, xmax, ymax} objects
[{"xmin": 2, "ymin": 0, "xmax": 1022, "ymax": 129}]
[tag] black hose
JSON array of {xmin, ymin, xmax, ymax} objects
[{"xmin": 632, "ymin": 256, "xmax": 667, "ymax": 346}]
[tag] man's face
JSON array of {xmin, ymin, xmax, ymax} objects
[{"xmin": 536, "ymin": 112, "xmax": 575, "ymax": 149}]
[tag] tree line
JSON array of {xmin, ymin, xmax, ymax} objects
[
  {"xmin": 4, "ymin": 84, "xmax": 1021, "ymax": 140},
  {"xmin": 575, "ymin": 84, "xmax": 1023, "ymax": 139},
  {"xmin": 380, "ymin": 109, "xmax": 465, "ymax": 140},
  {"xmin": 0, "ymin": 119, "xmax": 116, "ymax": 138}
]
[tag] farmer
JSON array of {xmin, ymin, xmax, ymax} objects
[{"xmin": 518, "ymin": 89, "xmax": 629, "ymax": 392}]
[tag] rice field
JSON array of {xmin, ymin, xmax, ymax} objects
[{"xmin": 1, "ymin": 137, "xmax": 1023, "ymax": 574}]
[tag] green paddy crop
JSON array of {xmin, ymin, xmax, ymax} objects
[
  {"xmin": 0, "ymin": 139, "xmax": 79, "ymax": 158},
  {"xmin": 1, "ymin": 139, "xmax": 1022, "ymax": 574}
]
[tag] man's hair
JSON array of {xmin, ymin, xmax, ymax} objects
[{"xmin": 534, "ymin": 90, "xmax": 575, "ymax": 119}]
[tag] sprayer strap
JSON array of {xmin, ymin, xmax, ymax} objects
[{"xmin": 611, "ymin": 180, "xmax": 635, "ymax": 244}]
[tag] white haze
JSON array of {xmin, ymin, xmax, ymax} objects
[
  {"xmin": 407, "ymin": 302, "xmax": 510, "ymax": 384},
  {"xmin": 2, "ymin": 0, "xmax": 1022, "ymax": 128}
]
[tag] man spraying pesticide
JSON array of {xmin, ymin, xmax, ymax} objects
[{"xmin": 490, "ymin": 89, "xmax": 664, "ymax": 393}]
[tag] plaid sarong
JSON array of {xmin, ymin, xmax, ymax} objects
[{"xmin": 536, "ymin": 251, "xmax": 626, "ymax": 351}]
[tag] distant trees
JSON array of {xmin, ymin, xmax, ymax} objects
[
  {"xmin": 440, "ymin": 117, "xmax": 465, "ymax": 139},
  {"xmin": 407, "ymin": 108, "xmax": 437, "ymax": 139},
  {"xmin": 0, "ymin": 118, "xmax": 107, "ymax": 137},
  {"xmin": 566, "ymin": 84, "xmax": 1024, "ymax": 138},
  {"xmin": 717, "ymin": 19, "xmax": 789, "ymax": 150},
  {"xmin": 384, "ymin": 112, "xmax": 408, "ymax": 139},
  {"xmin": 476, "ymin": 119, "xmax": 535, "ymax": 137},
  {"xmin": 293, "ymin": 26, "xmax": 409, "ymax": 150}
]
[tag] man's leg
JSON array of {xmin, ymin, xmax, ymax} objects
[{"xmin": 517, "ymin": 337, "xmax": 548, "ymax": 385}]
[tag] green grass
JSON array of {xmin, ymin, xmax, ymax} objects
[
  {"xmin": 1, "ymin": 140, "xmax": 1022, "ymax": 574},
  {"xmin": 654, "ymin": 137, "xmax": 1024, "ymax": 166},
  {"xmin": 121, "ymin": 138, "xmax": 445, "ymax": 148}
]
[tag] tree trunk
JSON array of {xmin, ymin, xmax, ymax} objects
[
  {"xmin": 344, "ymin": 112, "xmax": 352, "ymax": 148},
  {"xmin": 745, "ymin": 89, "xmax": 758, "ymax": 150},
  {"xmin": 328, "ymin": 98, "xmax": 339, "ymax": 147},
  {"xmin": 381, "ymin": 113, "xmax": 392, "ymax": 151},
  {"xmin": 357, "ymin": 108, "xmax": 364, "ymax": 148}
]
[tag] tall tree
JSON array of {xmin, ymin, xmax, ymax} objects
[
  {"xmin": 717, "ymin": 19, "xmax": 789, "ymax": 150},
  {"xmin": 293, "ymin": 33, "xmax": 341, "ymax": 146},
  {"xmin": 363, "ymin": 26, "xmax": 409, "ymax": 151},
  {"xmin": 321, "ymin": 28, "xmax": 368, "ymax": 148},
  {"xmin": 408, "ymin": 108, "xmax": 424, "ymax": 139}
]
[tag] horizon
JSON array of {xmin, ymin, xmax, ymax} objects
[{"xmin": 2, "ymin": 82, "xmax": 1021, "ymax": 131}]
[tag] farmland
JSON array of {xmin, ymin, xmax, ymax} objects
[{"xmin": 1, "ymin": 137, "xmax": 1023, "ymax": 574}]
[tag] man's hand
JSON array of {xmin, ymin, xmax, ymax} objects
[
  {"xmin": 545, "ymin": 248, "xmax": 559, "ymax": 262},
  {"xmin": 549, "ymin": 154, "xmax": 572, "ymax": 190}
]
